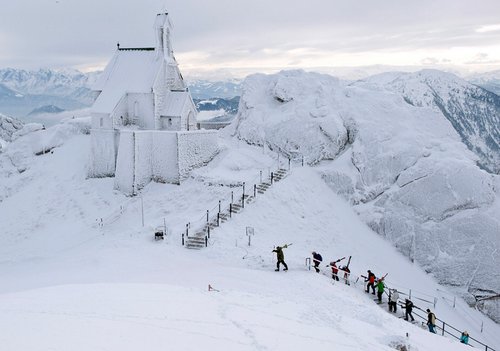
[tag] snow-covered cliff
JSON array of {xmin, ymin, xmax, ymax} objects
[
  {"xmin": 357, "ymin": 70, "xmax": 500, "ymax": 174},
  {"xmin": 235, "ymin": 70, "xmax": 500, "ymax": 322}
]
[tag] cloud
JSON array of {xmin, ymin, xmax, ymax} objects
[
  {"xmin": 476, "ymin": 24, "xmax": 500, "ymax": 33},
  {"xmin": 465, "ymin": 53, "xmax": 500, "ymax": 65},
  {"xmin": 1, "ymin": 0, "xmax": 500, "ymax": 76}
]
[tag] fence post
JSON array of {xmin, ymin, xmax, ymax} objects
[
  {"xmin": 231, "ymin": 191, "xmax": 234, "ymax": 204},
  {"xmin": 288, "ymin": 157, "xmax": 291, "ymax": 170},
  {"xmin": 205, "ymin": 235, "xmax": 208, "ymax": 247},
  {"xmin": 182, "ymin": 233, "xmax": 185, "ymax": 246},
  {"xmin": 208, "ymin": 225, "xmax": 210, "ymax": 239},
  {"xmin": 217, "ymin": 212, "xmax": 220, "ymax": 226},
  {"xmin": 242, "ymin": 182, "xmax": 245, "ymax": 208},
  {"xmin": 254, "ymin": 184, "xmax": 256, "ymax": 197},
  {"xmin": 271, "ymin": 172, "xmax": 274, "ymax": 184},
  {"xmin": 219, "ymin": 200, "xmax": 221, "ymax": 214},
  {"xmin": 302, "ymin": 156, "xmax": 304, "ymax": 166},
  {"xmin": 206, "ymin": 210, "xmax": 209, "ymax": 223},
  {"xmin": 230, "ymin": 203, "xmax": 232, "ymax": 218},
  {"xmin": 441, "ymin": 322, "xmax": 445, "ymax": 336},
  {"xmin": 186, "ymin": 223, "xmax": 189, "ymax": 237}
]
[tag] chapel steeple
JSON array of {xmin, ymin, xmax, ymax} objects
[{"xmin": 154, "ymin": 12, "xmax": 174, "ymax": 60}]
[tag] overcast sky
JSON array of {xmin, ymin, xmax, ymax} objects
[{"xmin": 1, "ymin": 0, "xmax": 500, "ymax": 78}]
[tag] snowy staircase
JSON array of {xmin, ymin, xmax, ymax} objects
[{"xmin": 185, "ymin": 168, "xmax": 289, "ymax": 249}]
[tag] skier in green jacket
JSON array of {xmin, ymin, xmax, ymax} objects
[
  {"xmin": 376, "ymin": 278, "xmax": 385, "ymax": 303},
  {"xmin": 272, "ymin": 245, "xmax": 288, "ymax": 271}
]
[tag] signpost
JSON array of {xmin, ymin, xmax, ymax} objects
[{"xmin": 246, "ymin": 226, "xmax": 254, "ymax": 246}]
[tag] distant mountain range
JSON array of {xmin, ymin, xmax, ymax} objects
[
  {"xmin": 0, "ymin": 68, "xmax": 242, "ymax": 120},
  {"xmin": 0, "ymin": 68, "xmax": 97, "ymax": 117},
  {"xmin": 187, "ymin": 79, "xmax": 241, "ymax": 99},
  {"xmin": 468, "ymin": 70, "xmax": 500, "ymax": 96}
]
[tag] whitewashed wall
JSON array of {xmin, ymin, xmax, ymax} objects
[
  {"xmin": 134, "ymin": 131, "xmax": 154, "ymax": 190},
  {"xmin": 113, "ymin": 130, "xmax": 218, "ymax": 194},
  {"xmin": 114, "ymin": 131, "xmax": 135, "ymax": 194},
  {"xmin": 153, "ymin": 63, "xmax": 168, "ymax": 130},
  {"xmin": 127, "ymin": 93, "xmax": 155, "ymax": 129},
  {"xmin": 177, "ymin": 130, "xmax": 218, "ymax": 179},
  {"xmin": 109, "ymin": 95, "xmax": 128, "ymax": 128},
  {"xmin": 91, "ymin": 112, "xmax": 113, "ymax": 130},
  {"xmin": 88, "ymin": 129, "xmax": 118, "ymax": 177},
  {"xmin": 151, "ymin": 131, "xmax": 178, "ymax": 183}
]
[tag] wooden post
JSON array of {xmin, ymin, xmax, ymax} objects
[
  {"xmin": 217, "ymin": 212, "xmax": 220, "ymax": 226},
  {"xmin": 208, "ymin": 225, "xmax": 210, "ymax": 239},
  {"xmin": 288, "ymin": 158, "xmax": 291, "ymax": 170},
  {"xmin": 254, "ymin": 184, "xmax": 256, "ymax": 197},
  {"xmin": 218, "ymin": 200, "xmax": 221, "ymax": 213},
  {"xmin": 231, "ymin": 191, "xmax": 234, "ymax": 204},
  {"xmin": 206, "ymin": 210, "xmax": 209, "ymax": 223},
  {"xmin": 182, "ymin": 233, "xmax": 184, "ymax": 246},
  {"xmin": 441, "ymin": 321, "xmax": 445, "ymax": 336},
  {"xmin": 271, "ymin": 172, "xmax": 274, "ymax": 184},
  {"xmin": 186, "ymin": 223, "xmax": 189, "ymax": 237},
  {"xmin": 242, "ymin": 182, "xmax": 245, "ymax": 208},
  {"xmin": 302, "ymin": 156, "xmax": 304, "ymax": 166},
  {"xmin": 230, "ymin": 203, "xmax": 232, "ymax": 218},
  {"xmin": 205, "ymin": 236, "xmax": 208, "ymax": 247}
]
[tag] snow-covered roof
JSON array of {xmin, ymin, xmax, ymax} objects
[
  {"xmin": 161, "ymin": 91, "xmax": 191, "ymax": 117},
  {"xmin": 92, "ymin": 49, "xmax": 162, "ymax": 114}
]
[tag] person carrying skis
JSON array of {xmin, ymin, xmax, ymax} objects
[
  {"xmin": 402, "ymin": 299, "xmax": 415, "ymax": 321},
  {"xmin": 272, "ymin": 245, "xmax": 288, "ymax": 271},
  {"xmin": 426, "ymin": 308, "xmax": 437, "ymax": 333},
  {"xmin": 365, "ymin": 270, "xmax": 376, "ymax": 294},
  {"xmin": 312, "ymin": 251, "xmax": 323, "ymax": 273},
  {"xmin": 330, "ymin": 261, "xmax": 339, "ymax": 281},
  {"xmin": 341, "ymin": 264, "xmax": 351, "ymax": 285},
  {"xmin": 388, "ymin": 288, "xmax": 399, "ymax": 313},
  {"xmin": 460, "ymin": 331, "xmax": 469, "ymax": 344},
  {"xmin": 376, "ymin": 277, "xmax": 385, "ymax": 303}
]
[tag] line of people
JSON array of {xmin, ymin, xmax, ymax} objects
[{"xmin": 273, "ymin": 247, "xmax": 470, "ymax": 345}]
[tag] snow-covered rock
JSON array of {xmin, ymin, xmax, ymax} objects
[
  {"xmin": 357, "ymin": 70, "xmax": 500, "ymax": 174},
  {"xmin": 0, "ymin": 118, "xmax": 91, "ymax": 200},
  {"xmin": 0, "ymin": 113, "xmax": 23, "ymax": 143},
  {"xmin": 236, "ymin": 71, "xmax": 351, "ymax": 164},
  {"xmin": 11, "ymin": 123, "xmax": 45, "ymax": 140},
  {"xmin": 235, "ymin": 70, "xmax": 500, "ymax": 322}
]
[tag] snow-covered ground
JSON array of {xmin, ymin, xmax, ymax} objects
[{"xmin": 0, "ymin": 121, "xmax": 499, "ymax": 350}]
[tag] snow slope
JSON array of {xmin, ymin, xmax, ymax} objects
[
  {"xmin": 0, "ymin": 122, "xmax": 499, "ymax": 350},
  {"xmin": 235, "ymin": 70, "xmax": 500, "ymax": 322}
]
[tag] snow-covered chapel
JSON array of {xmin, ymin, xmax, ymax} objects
[{"xmin": 88, "ymin": 13, "xmax": 218, "ymax": 194}]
